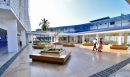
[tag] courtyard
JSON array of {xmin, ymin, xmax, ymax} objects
[{"xmin": 1, "ymin": 44, "xmax": 130, "ymax": 77}]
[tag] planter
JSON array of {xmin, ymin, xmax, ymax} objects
[
  {"xmin": 82, "ymin": 43, "xmax": 93, "ymax": 46},
  {"xmin": 63, "ymin": 44, "xmax": 75, "ymax": 47},
  {"xmin": 54, "ymin": 42, "xmax": 64, "ymax": 45},
  {"xmin": 70, "ymin": 42, "xmax": 77, "ymax": 44},
  {"xmin": 41, "ymin": 49, "xmax": 65, "ymax": 54},
  {"xmin": 30, "ymin": 49, "xmax": 71, "ymax": 64}
]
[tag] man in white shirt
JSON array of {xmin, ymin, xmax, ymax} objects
[{"xmin": 93, "ymin": 38, "xmax": 97, "ymax": 51}]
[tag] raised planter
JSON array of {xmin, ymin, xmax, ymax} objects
[
  {"xmin": 70, "ymin": 42, "xmax": 77, "ymax": 44},
  {"xmin": 110, "ymin": 46, "xmax": 128, "ymax": 50},
  {"xmin": 32, "ymin": 45, "xmax": 53, "ymax": 49},
  {"xmin": 41, "ymin": 49, "xmax": 65, "ymax": 54},
  {"xmin": 82, "ymin": 43, "xmax": 93, "ymax": 46},
  {"xmin": 30, "ymin": 49, "xmax": 71, "ymax": 64},
  {"xmin": 63, "ymin": 44, "xmax": 75, "ymax": 47},
  {"xmin": 54, "ymin": 42, "xmax": 64, "ymax": 45}
]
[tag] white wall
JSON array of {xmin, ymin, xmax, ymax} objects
[{"xmin": 0, "ymin": 18, "xmax": 7, "ymax": 30}]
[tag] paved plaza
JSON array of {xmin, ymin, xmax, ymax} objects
[{"xmin": 1, "ymin": 44, "xmax": 130, "ymax": 77}]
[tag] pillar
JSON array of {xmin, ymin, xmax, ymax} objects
[
  {"xmin": 103, "ymin": 34, "xmax": 105, "ymax": 45},
  {"xmin": 28, "ymin": 35, "xmax": 31, "ymax": 42},
  {"xmin": 31, "ymin": 34, "xmax": 33, "ymax": 44},
  {"xmin": 118, "ymin": 32, "xmax": 122, "ymax": 45},
  {"xmin": 82, "ymin": 35, "xmax": 85, "ymax": 43},
  {"xmin": 26, "ymin": 34, "xmax": 28, "ymax": 44},
  {"xmin": 124, "ymin": 32, "xmax": 128, "ymax": 46},
  {"xmin": 21, "ymin": 30, "xmax": 26, "ymax": 46},
  {"xmin": 54, "ymin": 35, "xmax": 56, "ymax": 43},
  {"xmin": 96, "ymin": 34, "xmax": 99, "ymax": 43},
  {"xmin": 56, "ymin": 35, "xmax": 59, "ymax": 42},
  {"xmin": 89, "ymin": 35, "xmax": 91, "ymax": 42},
  {"xmin": 7, "ymin": 19, "xmax": 18, "ymax": 52},
  {"xmin": 51, "ymin": 35, "xmax": 53, "ymax": 43}
]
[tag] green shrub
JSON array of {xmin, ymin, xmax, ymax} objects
[
  {"xmin": 43, "ymin": 48, "xmax": 48, "ymax": 51},
  {"xmin": 55, "ymin": 49, "xmax": 59, "ymax": 52},
  {"xmin": 60, "ymin": 47, "xmax": 63, "ymax": 50}
]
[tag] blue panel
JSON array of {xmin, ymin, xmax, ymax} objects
[{"xmin": 0, "ymin": 32, "xmax": 6, "ymax": 47}]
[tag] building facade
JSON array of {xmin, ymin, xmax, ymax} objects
[
  {"xmin": 32, "ymin": 14, "xmax": 130, "ymax": 45},
  {"xmin": 0, "ymin": 0, "xmax": 31, "ymax": 52}
]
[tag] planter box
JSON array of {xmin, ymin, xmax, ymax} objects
[
  {"xmin": 32, "ymin": 45, "xmax": 53, "ymax": 49},
  {"xmin": 54, "ymin": 42, "xmax": 64, "ymax": 45},
  {"xmin": 70, "ymin": 42, "xmax": 77, "ymax": 44},
  {"xmin": 30, "ymin": 50, "xmax": 71, "ymax": 64},
  {"xmin": 82, "ymin": 43, "xmax": 93, "ymax": 46},
  {"xmin": 41, "ymin": 49, "xmax": 65, "ymax": 54},
  {"xmin": 63, "ymin": 44, "xmax": 75, "ymax": 47},
  {"xmin": 110, "ymin": 46, "xmax": 128, "ymax": 50}
]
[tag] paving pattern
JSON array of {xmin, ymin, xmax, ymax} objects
[{"xmin": 1, "ymin": 44, "xmax": 130, "ymax": 77}]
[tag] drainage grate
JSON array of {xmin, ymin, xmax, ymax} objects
[
  {"xmin": 0, "ymin": 44, "xmax": 28, "ymax": 77},
  {"xmin": 89, "ymin": 57, "xmax": 130, "ymax": 77}
]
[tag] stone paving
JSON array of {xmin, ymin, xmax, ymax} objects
[{"xmin": 1, "ymin": 44, "xmax": 130, "ymax": 77}]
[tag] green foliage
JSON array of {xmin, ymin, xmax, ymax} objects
[
  {"xmin": 43, "ymin": 48, "xmax": 48, "ymax": 51},
  {"xmin": 121, "ymin": 13, "xmax": 124, "ymax": 16},
  {"xmin": 60, "ymin": 47, "xmax": 63, "ymax": 50},
  {"xmin": 127, "ymin": 44, "xmax": 130, "ymax": 46},
  {"xmin": 70, "ymin": 33, "xmax": 76, "ymax": 37},
  {"xmin": 29, "ymin": 41, "xmax": 32, "ymax": 43},
  {"xmin": 55, "ymin": 49, "xmax": 59, "ymax": 52},
  {"xmin": 109, "ymin": 33, "xmax": 119, "ymax": 36},
  {"xmin": 50, "ymin": 47, "xmax": 54, "ymax": 50},
  {"xmin": 108, "ymin": 43, "xmax": 118, "ymax": 45},
  {"xmin": 39, "ymin": 18, "xmax": 50, "ymax": 31}
]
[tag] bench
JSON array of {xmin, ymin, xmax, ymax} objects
[{"xmin": 54, "ymin": 42, "xmax": 64, "ymax": 45}]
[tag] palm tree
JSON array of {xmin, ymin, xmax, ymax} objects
[
  {"xmin": 39, "ymin": 18, "xmax": 50, "ymax": 43},
  {"xmin": 39, "ymin": 18, "xmax": 50, "ymax": 31}
]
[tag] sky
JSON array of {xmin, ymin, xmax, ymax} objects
[{"xmin": 30, "ymin": 0, "xmax": 130, "ymax": 31}]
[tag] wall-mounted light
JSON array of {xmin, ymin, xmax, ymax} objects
[{"xmin": 0, "ymin": 37, "xmax": 1, "ymax": 39}]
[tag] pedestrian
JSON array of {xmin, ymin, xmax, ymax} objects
[
  {"xmin": 97, "ymin": 38, "xmax": 103, "ymax": 52},
  {"xmin": 93, "ymin": 38, "xmax": 97, "ymax": 51}
]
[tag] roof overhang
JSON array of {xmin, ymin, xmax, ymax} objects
[{"xmin": 126, "ymin": 0, "xmax": 130, "ymax": 5}]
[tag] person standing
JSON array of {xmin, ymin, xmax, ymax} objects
[
  {"xmin": 97, "ymin": 38, "xmax": 103, "ymax": 52},
  {"xmin": 93, "ymin": 38, "xmax": 97, "ymax": 51}
]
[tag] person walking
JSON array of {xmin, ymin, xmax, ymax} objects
[
  {"xmin": 93, "ymin": 38, "xmax": 97, "ymax": 51},
  {"xmin": 97, "ymin": 38, "xmax": 103, "ymax": 52}
]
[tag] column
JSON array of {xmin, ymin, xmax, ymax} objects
[
  {"xmin": 124, "ymin": 32, "xmax": 128, "ymax": 46},
  {"xmin": 89, "ymin": 35, "xmax": 91, "ymax": 42},
  {"xmin": 108, "ymin": 20, "xmax": 109, "ymax": 28},
  {"xmin": 118, "ymin": 32, "xmax": 122, "ymax": 45},
  {"xmin": 28, "ymin": 35, "xmax": 31, "ymax": 42},
  {"xmin": 103, "ymin": 34, "xmax": 105, "ymax": 45},
  {"xmin": 96, "ymin": 34, "xmax": 99, "ymax": 43},
  {"xmin": 21, "ymin": 30, "xmax": 26, "ymax": 46},
  {"xmin": 51, "ymin": 35, "xmax": 53, "ymax": 43},
  {"xmin": 56, "ymin": 35, "xmax": 59, "ymax": 42},
  {"xmin": 121, "ymin": 17, "xmax": 122, "ymax": 26},
  {"xmin": 31, "ymin": 34, "xmax": 33, "ymax": 44},
  {"xmin": 54, "ymin": 35, "xmax": 56, "ymax": 43},
  {"xmin": 26, "ymin": 34, "xmax": 28, "ymax": 44},
  {"xmin": 7, "ymin": 19, "xmax": 18, "ymax": 52},
  {"xmin": 82, "ymin": 35, "xmax": 85, "ymax": 43}
]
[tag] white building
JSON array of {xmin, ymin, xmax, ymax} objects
[{"xmin": 0, "ymin": 0, "xmax": 31, "ymax": 52}]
